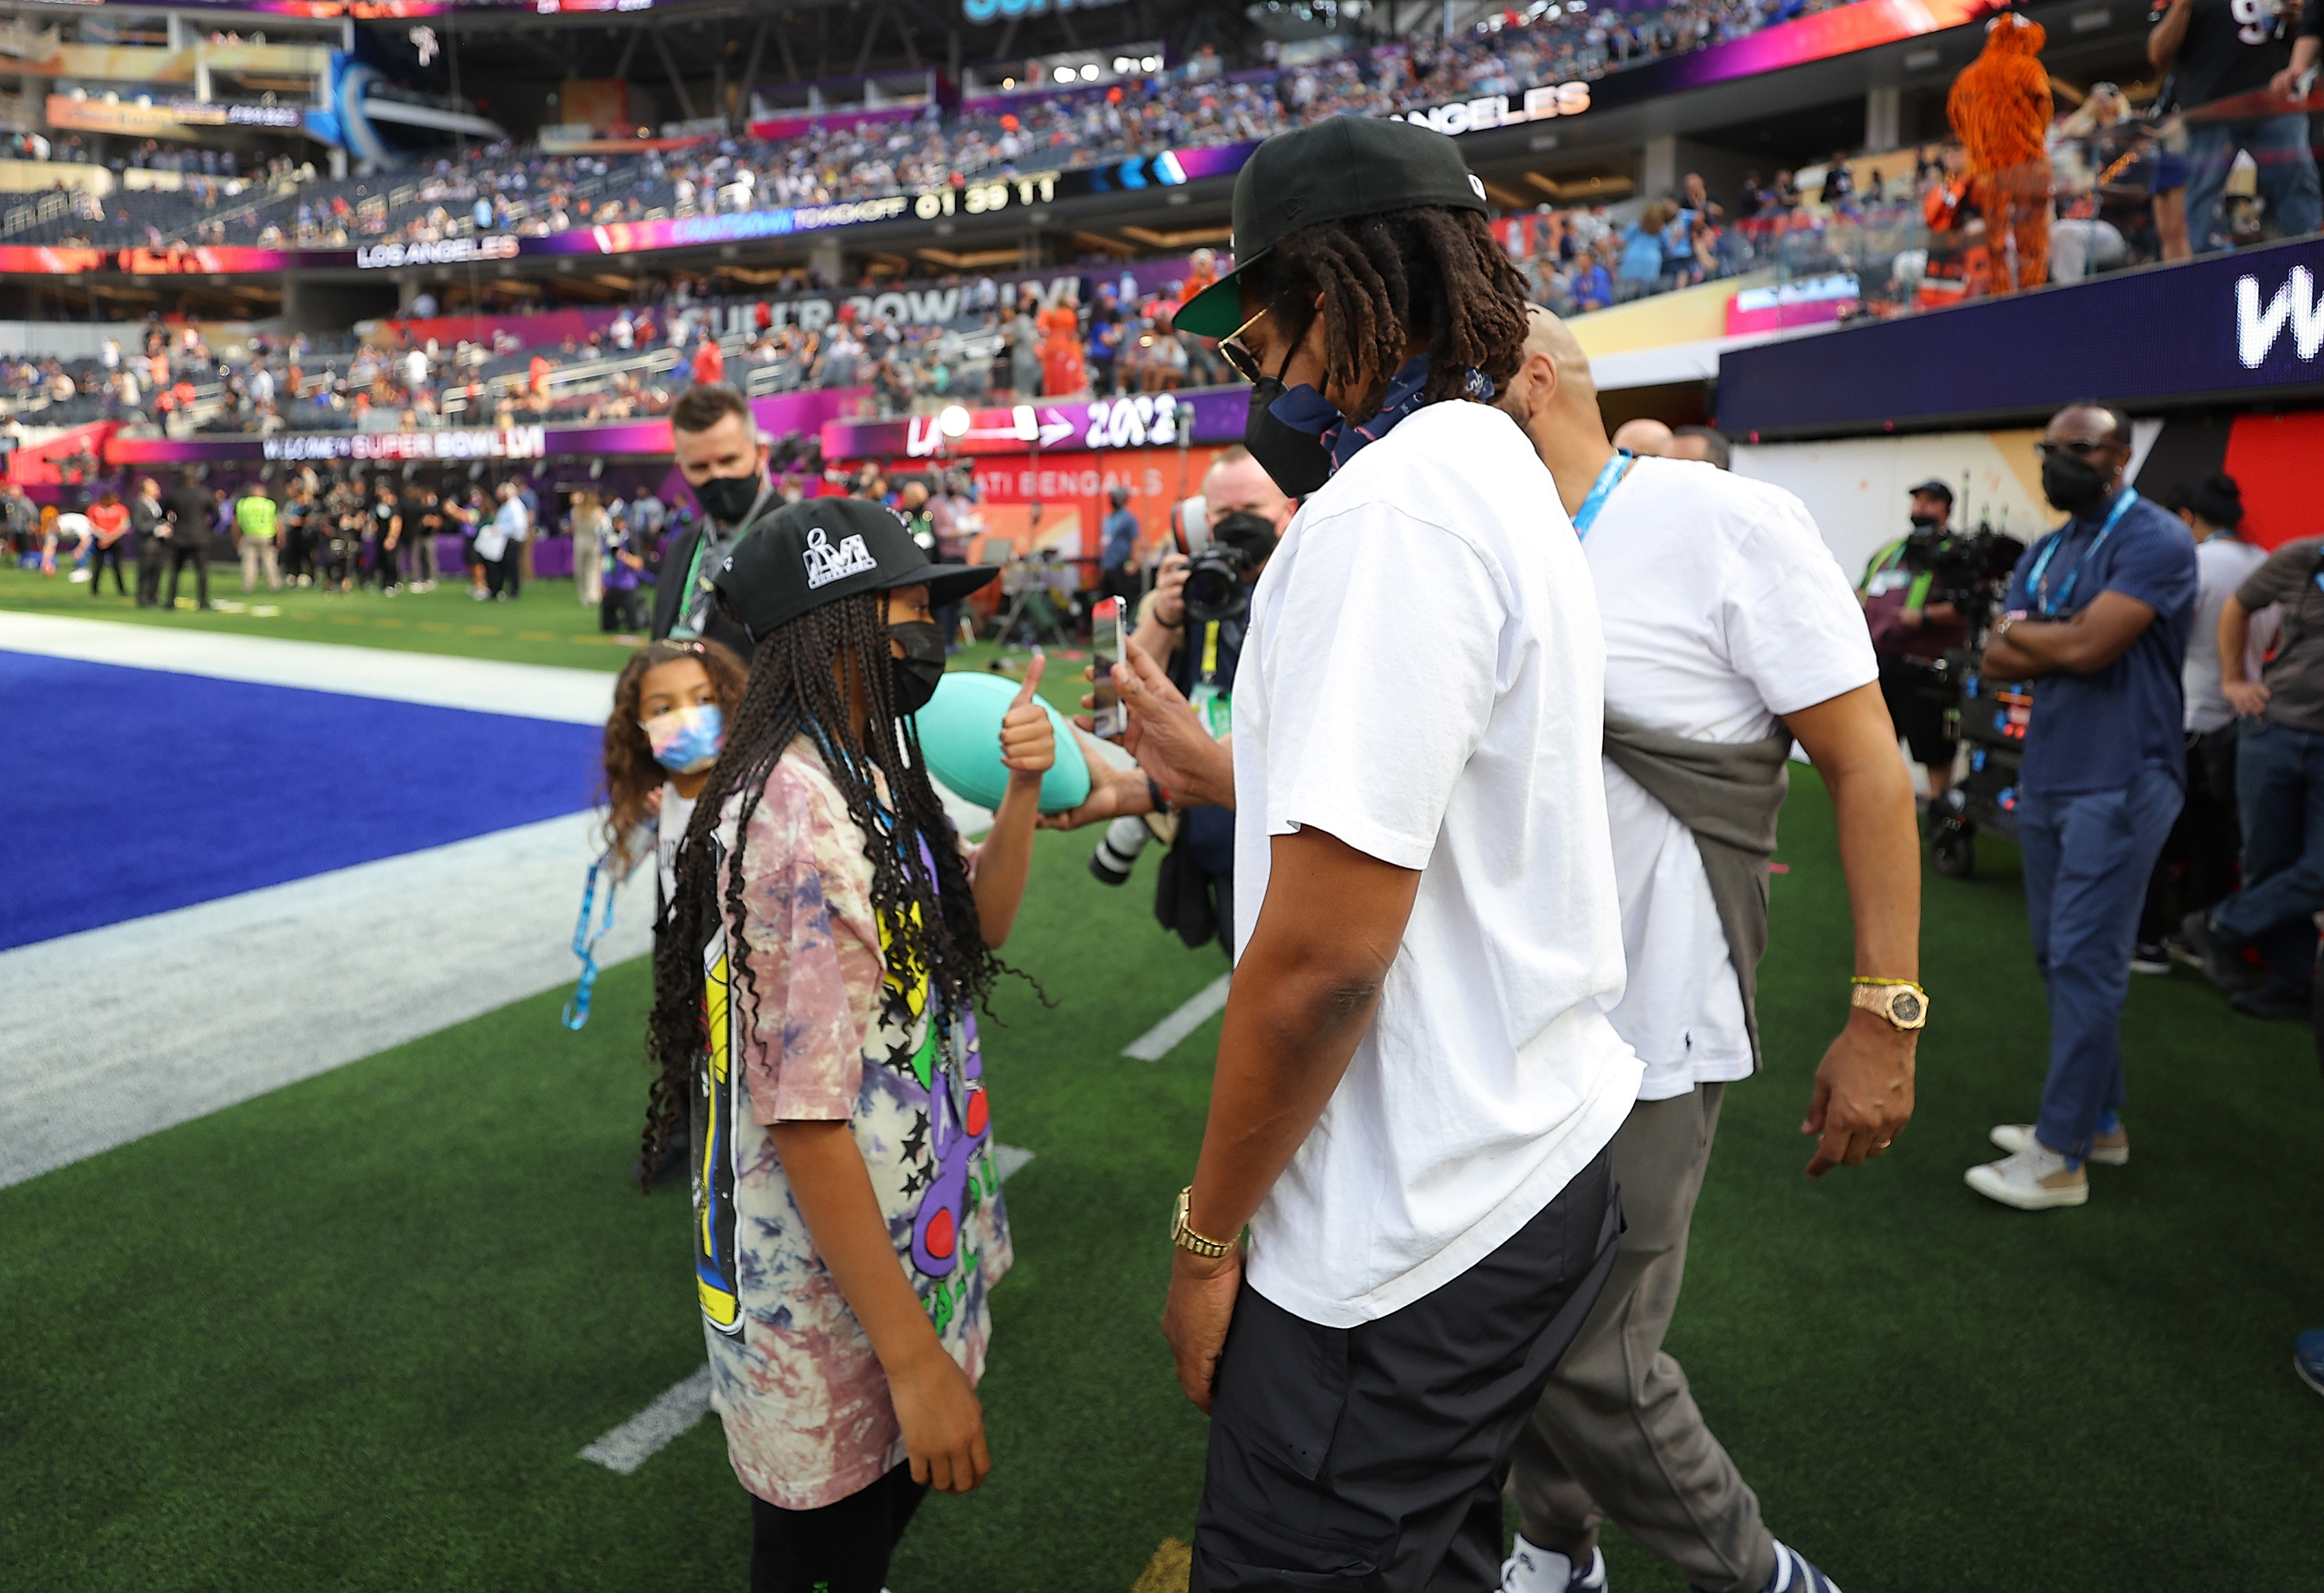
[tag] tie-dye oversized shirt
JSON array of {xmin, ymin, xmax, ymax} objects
[{"xmin": 689, "ymin": 738, "xmax": 1010, "ymax": 1510}]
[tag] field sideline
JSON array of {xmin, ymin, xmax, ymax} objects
[{"xmin": 3, "ymin": 580, "xmax": 2320, "ymax": 1589}]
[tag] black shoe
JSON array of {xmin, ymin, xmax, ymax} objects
[
  {"xmin": 2230, "ymin": 983, "xmax": 2312, "ymax": 1022},
  {"xmin": 2181, "ymin": 909, "xmax": 2260, "ymax": 993},
  {"xmin": 2130, "ymin": 941, "xmax": 2172, "ymax": 975}
]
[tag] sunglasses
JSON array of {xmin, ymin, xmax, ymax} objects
[
  {"xmin": 1217, "ymin": 304, "xmax": 1270, "ymax": 384},
  {"xmin": 2033, "ymin": 438, "xmax": 2119, "ymax": 461}
]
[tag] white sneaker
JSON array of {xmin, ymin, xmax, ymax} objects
[
  {"xmin": 1965, "ymin": 1144, "xmax": 2089, "ymax": 1209},
  {"xmin": 1502, "ymin": 1535, "xmax": 1606, "ymax": 1592},
  {"xmin": 1990, "ymin": 1121, "xmax": 2127, "ymax": 1166}
]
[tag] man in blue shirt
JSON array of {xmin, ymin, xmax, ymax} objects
[
  {"xmin": 1098, "ymin": 483, "xmax": 1140, "ymax": 608},
  {"xmin": 1966, "ymin": 402, "xmax": 2197, "ymax": 1211}
]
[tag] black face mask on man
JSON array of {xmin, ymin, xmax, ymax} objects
[
  {"xmin": 693, "ymin": 472, "xmax": 765, "ymax": 527},
  {"xmin": 1908, "ymin": 512, "xmax": 1942, "ymax": 532},
  {"xmin": 2040, "ymin": 451, "xmax": 2111, "ymax": 515},
  {"xmin": 887, "ymin": 619, "xmax": 947, "ymax": 717},
  {"xmin": 1243, "ymin": 322, "xmax": 1335, "ymax": 499}
]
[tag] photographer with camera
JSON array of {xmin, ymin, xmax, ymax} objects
[
  {"xmin": 1969, "ymin": 403, "xmax": 2196, "ymax": 1209},
  {"xmin": 1860, "ymin": 481, "xmax": 1970, "ymax": 803},
  {"xmin": 1079, "ymin": 448, "xmax": 1294, "ymax": 951}
]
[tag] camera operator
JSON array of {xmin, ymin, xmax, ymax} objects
[
  {"xmin": 1493, "ymin": 304, "xmax": 1914, "ymax": 1593},
  {"xmin": 1971, "ymin": 402, "xmax": 2196, "ymax": 1209},
  {"xmin": 1088, "ymin": 447, "xmax": 1295, "ymax": 949},
  {"xmin": 1860, "ymin": 481, "xmax": 1969, "ymax": 803},
  {"xmin": 651, "ymin": 383, "xmax": 775, "ymax": 656}
]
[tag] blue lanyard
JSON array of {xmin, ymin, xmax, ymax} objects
[
  {"xmin": 561, "ymin": 846, "xmax": 624, "ymax": 1030},
  {"xmin": 2026, "ymin": 488, "xmax": 2140, "ymax": 618},
  {"xmin": 1571, "ymin": 450, "xmax": 1634, "ymax": 539}
]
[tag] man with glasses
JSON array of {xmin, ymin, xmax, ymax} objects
[{"xmin": 1966, "ymin": 403, "xmax": 2196, "ymax": 1209}]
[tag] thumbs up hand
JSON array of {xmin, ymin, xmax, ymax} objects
[{"xmin": 999, "ymin": 651, "xmax": 1055, "ymax": 787}]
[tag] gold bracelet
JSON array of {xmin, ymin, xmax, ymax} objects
[
  {"xmin": 1850, "ymin": 976, "xmax": 1925, "ymax": 993},
  {"xmin": 1171, "ymin": 1185, "xmax": 1234, "ymax": 1260}
]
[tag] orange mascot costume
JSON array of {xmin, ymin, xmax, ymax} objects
[{"xmin": 1947, "ymin": 12, "xmax": 2053, "ymax": 293}]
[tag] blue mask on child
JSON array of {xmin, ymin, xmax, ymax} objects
[{"xmin": 642, "ymin": 704, "xmax": 724, "ymax": 775}]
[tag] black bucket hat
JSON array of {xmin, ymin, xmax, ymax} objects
[
  {"xmin": 1174, "ymin": 116, "xmax": 1490, "ymax": 341},
  {"xmin": 713, "ymin": 497, "xmax": 998, "ymax": 642}
]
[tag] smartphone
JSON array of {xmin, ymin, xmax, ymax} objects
[{"xmin": 1092, "ymin": 597, "xmax": 1126, "ymax": 739}]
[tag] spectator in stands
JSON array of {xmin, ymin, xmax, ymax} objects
[
  {"xmin": 2150, "ymin": 0, "xmax": 2323, "ymax": 253},
  {"xmin": 162, "ymin": 467, "xmax": 213, "ymax": 610},
  {"xmin": 1569, "ymin": 243, "xmax": 1614, "ymax": 313},
  {"xmin": 2185, "ymin": 497, "xmax": 2324, "ymax": 1018},
  {"xmin": 2135, "ymin": 473, "xmax": 2268, "ymax": 972},
  {"xmin": 1618, "ymin": 201, "xmax": 1676, "ymax": 298},
  {"xmin": 233, "ymin": 480, "xmax": 280, "ymax": 594},
  {"xmin": 692, "ymin": 334, "xmax": 726, "ymax": 388},
  {"xmin": 131, "ymin": 477, "xmax": 167, "ymax": 607},
  {"xmin": 1968, "ymin": 403, "xmax": 2196, "ymax": 1208}
]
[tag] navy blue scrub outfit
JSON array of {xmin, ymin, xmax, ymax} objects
[{"xmin": 2001, "ymin": 490, "xmax": 2197, "ymax": 1160}]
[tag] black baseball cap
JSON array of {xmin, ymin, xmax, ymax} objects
[
  {"xmin": 1906, "ymin": 479, "xmax": 1955, "ymax": 507},
  {"xmin": 1174, "ymin": 117, "xmax": 1489, "ymax": 340},
  {"xmin": 713, "ymin": 497, "xmax": 998, "ymax": 642}
]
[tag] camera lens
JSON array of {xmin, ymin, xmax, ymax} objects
[
  {"xmin": 1183, "ymin": 549, "xmax": 1250, "ymax": 624},
  {"xmin": 1089, "ymin": 815, "xmax": 1150, "ymax": 886}
]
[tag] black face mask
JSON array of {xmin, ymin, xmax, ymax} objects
[
  {"xmin": 1243, "ymin": 377, "xmax": 1334, "ymax": 499},
  {"xmin": 693, "ymin": 472, "xmax": 764, "ymax": 527},
  {"xmin": 2040, "ymin": 452, "xmax": 2110, "ymax": 515},
  {"xmin": 887, "ymin": 619, "xmax": 947, "ymax": 717},
  {"xmin": 1908, "ymin": 512, "xmax": 1941, "ymax": 532}
]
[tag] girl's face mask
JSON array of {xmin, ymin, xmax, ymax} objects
[{"xmin": 641, "ymin": 703, "xmax": 725, "ymax": 775}]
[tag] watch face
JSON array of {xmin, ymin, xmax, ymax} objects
[{"xmin": 1893, "ymin": 990, "xmax": 1923, "ymax": 1024}]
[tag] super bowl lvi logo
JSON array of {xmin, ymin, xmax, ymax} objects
[{"xmin": 803, "ymin": 525, "xmax": 877, "ymax": 589}]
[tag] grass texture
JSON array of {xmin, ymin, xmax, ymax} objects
[{"xmin": 2, "ymin": 777, "xmax": 2320, "ymax": 1591}]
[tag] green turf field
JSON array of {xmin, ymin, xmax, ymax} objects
[{"xmin": 6, "ymin": 773, "xmax": 2320, "ymax": 1590}]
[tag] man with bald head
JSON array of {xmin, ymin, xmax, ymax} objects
[
  {"xmin": 1492, "ymin": 305, "xmax": 1922, "ymax": 1593},
  {"xmin": 1609, "ymin": 416, "xmax": 1673, "ymax": 456}
]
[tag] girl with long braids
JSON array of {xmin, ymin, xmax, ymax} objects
[{"xmin": 643, "ymin": 497, "xmax": 1050, "ymax": 1592}]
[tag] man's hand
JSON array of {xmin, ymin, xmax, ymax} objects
[
  {"xmin": 2226, "ymin": 678, "xmax": 2272, "ymax": 717},
  {"xmin": 1801, "ymin": 1009, "xmax": 1917, "ymax": 1178},
  {"xmin": 1037, "ymin": 728, "xmax": 1152, "ymax": 830},
  {"xmin": 1160, "ymin": 1243, "xmax": 1243, "ymax": 1413},
  {"xmin": 885, "ymin": 1342, "xmax": 992, "ymax": 1492},
  {"xmin": 998, "ymin": 652, "xmax": 1054, "ymax": 785},
  {"xmin": 1151, "ymin": 552, "xmax": 1190, "ymax": 628},
  {"xmin": 1117, "ymin": 638, "xmax": 1236, "ymax": 810}
]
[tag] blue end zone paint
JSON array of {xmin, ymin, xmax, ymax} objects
[{"xmin": 2, "ymin": 652, "xmax": 603, "ymax": 950}]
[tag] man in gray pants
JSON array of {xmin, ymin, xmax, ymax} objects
[{"xmin": 1494, "ymin": 309, "xmax": 1925, "ymax": 1593}]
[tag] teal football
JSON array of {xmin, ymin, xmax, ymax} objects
[{"xmin": 916, "ymin": 670, "xmax": 1091, "ymax": 815}]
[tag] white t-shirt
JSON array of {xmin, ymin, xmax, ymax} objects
[
  {"xmin": 1580, "ymin": 456, "xmax": 1876, "ymax": 1102},
  {"xmin": 2186, "ymin": 532, "xmax": 2271, "ymax": 735},
  {"xmin": 657, "ymin": 783, "xmax": 696, "ymax": 908},
  {"xmin": 1231, "ymin": 400, "xmax": 1642, "ymax": 1330}
]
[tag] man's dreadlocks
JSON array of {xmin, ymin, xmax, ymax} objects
[
  {"xmin": 638, "ymin": 590, "xmax": 1007, "ymax": 1187},
  {"xmin": 1243, "ymin": 205, "xmax": 1532, "ymax": 421}
]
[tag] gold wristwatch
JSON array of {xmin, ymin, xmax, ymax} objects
[
  {"xmin": 1171, "ymin": 1186, "xmax": 1234, "ymax": 1260},
  {"xmin": 1851, "ymin": 979, "xmax": 1928, "ymax": 1030}
]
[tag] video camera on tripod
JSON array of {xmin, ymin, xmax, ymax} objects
[{"xmin": 1896, "ymin": 520, "xmax": 2023, "ymax": 630}]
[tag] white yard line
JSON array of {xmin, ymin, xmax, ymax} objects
[
  {"xmin": 0, "ymin": 810, "xmax": 650, "ymax": 1190},
  {"xmin": 1120, "ymin": 974, "xmax": 1232, "ymax": 1061},
  {"xmin": 580, "ymin": 1143, "xmax": 1036, "ymax": 1476},
  {"xmin": 0, "ymin": 609, "xmax": 615, "ymax": 723}
]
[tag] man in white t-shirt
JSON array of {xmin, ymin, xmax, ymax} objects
[
  {"xmin": 1493, "ymin": 308, "xmax": 1922, "ymax": 1593},
  {"xmin": 1161, "ymin": 119, "xmax": 1641, "ymax": 1591}
]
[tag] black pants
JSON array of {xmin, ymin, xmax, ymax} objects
[
  {"xmin": 88, "ymin": 539, "xmax": 129, "ymax": 596},
  {"xmin": 376, "ymin": 538, "xmax": 401, "ymax": 589},
  {"xmin": 600, "ymin": 587, "xmax": 644, "ymax": 633},
  {"xmin": 483, "ymin": 552, "xmax": 509, "ymax": 599},
  {"xmin": 164, "ymin": 544, "xmax": 209, "ymax": 608},
  {"xmin": 2139, "ymin": 724, "xmax": 2243, "ymax": 944},
  {"xmin": 1193, "ymin": 1146, "xmax": 1620, "ymax": 1593},
  {"xmin": 136, "ymin": 542, "xmax": 167, "ymax": 606},
  {"xmin": 749, "ymin": 1461, "xmax": 927, "ymax": 1593}
]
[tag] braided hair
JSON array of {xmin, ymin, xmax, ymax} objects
[
  {"xmin": 638, "ymin": 590, "xmax": 1007, "ymax": 1188},
  {"xmin": 1243, "ymin": 205, "xmax": 1533, "ymax": 421}
]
